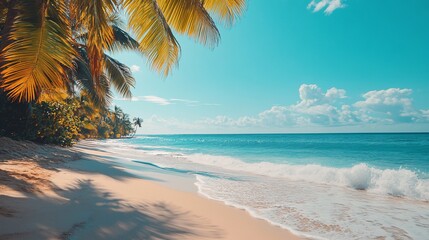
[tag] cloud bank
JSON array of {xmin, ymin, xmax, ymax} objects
[
  {"xmin": 140, "ymin": 84, "xmax": 429, "ymax": 134},
  {"xmin": 201, "ymin": 85, "xmax": 428, "ymax": 128}
]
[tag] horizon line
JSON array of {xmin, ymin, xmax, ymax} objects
[{"xmin": 135, "ymin": 131, "xmax": 429, "ymax": 136}]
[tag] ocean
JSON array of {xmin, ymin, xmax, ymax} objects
[{"xmin": 100, "ymin": 133, "xmax": 429, "ymax": 239}]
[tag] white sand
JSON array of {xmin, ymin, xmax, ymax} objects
[{"xmin": 0, "ymin": 138, "xmax": 302, "ymax": 239}]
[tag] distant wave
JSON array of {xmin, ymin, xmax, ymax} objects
[
  {"xmin": 135, "ymin": 145, "xmax": 191, "ymax": 151},
  {"xmin": 184, "ymin": 154, "xmax": 429, "ymax": 201},
  {"xmin": 133, "ymin": 160, "xmax": 220, "ymax": 178}
]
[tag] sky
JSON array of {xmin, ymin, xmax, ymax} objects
[{"xmin": 112, "ymin": 0, "xmax": 429, "ymax": 134}]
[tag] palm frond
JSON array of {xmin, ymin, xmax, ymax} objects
[
  {"xmin": 0, "ymin": 1, "xmax": 76, "ymax": 102},
  {"xmin": 157, "ymin": 0, "xmax": 220, "ymax": 47},
  {"xmin": 109, "ymin": 25, "xmax": 141, "ymax": 52},
  {"xmin": 108, "ymin": 13, "xmax": 125, "ymax": 28},
  {"xmin": 104, "ymin": 54, "xmax": 135, "ymax": 98},
  {"xmin": 72, "ymin": 46, "xmax": 93, "ymax": 92},
  {"xmin": 72, "ymin": 46, "xmax": 111, "ymax": 108},
  {"xmin": 72, "ymin": 0, "xmax": 116, "ymax": 79},
  {"xmin": 93, "ymin": 74, "xmax": 112, "ymax": 108},
  {"xmin": 124, "ymin": 0, "xmax": 180, "ymax": 76},
  {"xmin": 203, "ymin": 0, "xmax": 246, "ymax": 26},
  {"xmin": 133, "ymin": 117, "xmax": 143, "ymax": 127},
  {"xmin": 76, "ymin": 25, "xmax": 140, "ymax": 52}
]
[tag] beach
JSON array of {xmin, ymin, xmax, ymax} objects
[
  {"xmin": 0, "ymin": 138, "xmax": 301, "ymax": 240},
  {"xmin": 1, "ymin": 1, "xmax": 428, "ymax": 239},
  {"xmin": 2, "ymin": 134, "xmax": 429, "ymax": 239}
]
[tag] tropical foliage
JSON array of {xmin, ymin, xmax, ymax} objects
[
  {"xmin": 132, "ymin": 117, "xmax": 144, "ymax": 137},
  {"xmin": 0, "ymin": 0, "xmax": 245, "ymax": 146},
  {"xmin": 28, "ymin": 100, "xmax": 82, "ymax": 146},
  {"xmin": 0, "ymin": 0, "xmax": 245, "ymax": 104},
  {"xmin": 0, "ymin": 94, "xmax": 139, "ymax": 146}
]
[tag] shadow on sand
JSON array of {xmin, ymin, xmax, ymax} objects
[
  {"xmin": 1, "ymin": 179, "xmax": 223, "ymax": 240},
  {"xmin": 0, "ymin": 139, "xmax": 224, "ymax": 239}
]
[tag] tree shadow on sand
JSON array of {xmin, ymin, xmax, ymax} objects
[
  {"xmin": 0, "ymin": 141, "xmax": 162, "ymax": 195},
  {"xmin": 0, "ymin": 179, "xmax": 224, "ymax": 240},
  {"xmin": 1, "ymin": 138, "xmax": 223, "ymax": 239}
]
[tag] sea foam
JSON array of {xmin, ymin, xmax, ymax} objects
[
  {"xmin": 184, "ymin": 154, "xmax": 429, "ymax": 201},
  {"xmin": 195, "ymin": 174, "xmax": 429, "ymax": 240}
]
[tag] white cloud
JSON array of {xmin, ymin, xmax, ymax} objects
[
  {"xmin": 170, "ymin": 98, "xmax": 199, "ymax": 104},
  {"xmin": 420, "ymin": 110, "xmax": 429, "ymax": 122},
  {"xmin": 326, "ymin": 87, "xmax": 347, "ymax": 99},
  {"xmin": 354, "ymin": 88, "xmax": 418, "ymax": 123},
  {"xmin": 307, "ymin": 0, "xmax": 345, "ymax": 14},
  {"xmin": 170, "ymin": 98, "xmax": 220, "ymax": 107},
  {"xmin": 296, "ymin": 84, "xmax": 346, "ymax": 106},
  {"xmin": 200, "ymin": 85, "xmax": 428, "ymax": 129},
  {"xmin": 113, "ymin": 96, "xmax": 172, "ymax": 105},
  {"xmin": 142, "ymin": 96, "xmax": 171, "ymax": 105},
  {"xmin": 115, "ymin": 95, "xmax": 219, "ymax": 107},
  {"xmin": 130, "ymin": 65, "xmax": 141, "ymax": 73},
  {"xmin": 198, "ymin": 84, "xmax": 353, "ymax": 128},
  {"xmin": 200, "ymin": 116, "xmax": 237, "ymax": 126},
  {"xmin": 355, "ymin": 88, "xmax": 412, "ymax": 110}
]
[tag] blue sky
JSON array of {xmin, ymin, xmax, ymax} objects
[{"xmin": 112, "ymin": 0, "xmax": 429, "ymax": 134}]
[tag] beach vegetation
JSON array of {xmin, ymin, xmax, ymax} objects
[
  {"xmin": 0, "ymin": 0, "xmax": 245, "ymax": 103},
  {"xmin": 0, "ymin": 94, "xmax": 139, "ymax": 146},
  {"xmin": 0, "ymin": 0, "xmax": 245, "ymax": 145},
  {"xmin": 132, "ymin": 117, "xmax": 144, "ymax": 137}
]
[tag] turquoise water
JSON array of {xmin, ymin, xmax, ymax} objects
[
  {"xmin": 108, "ymin": 133, "xmax": 429, "ymax": 239},
  {"xmin": 124, "ymin": 133, "xmax": 429, "ymax": 175}
]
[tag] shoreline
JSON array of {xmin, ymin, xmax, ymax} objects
[{"xmin": 0, "ymin": 138, "xmax": 302, "ymax": 239}]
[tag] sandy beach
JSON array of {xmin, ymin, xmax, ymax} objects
[
  {"xmin": 0, "ymin": 138, "xmax": 301, "ymax": 240},
  {"xmin": 1, "ymin": 1, "xmax": 428, "ymax": 239}
]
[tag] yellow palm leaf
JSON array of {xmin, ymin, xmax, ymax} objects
[
  {"xmin": 71, "ymin": 0, "xmax": 116, "ymax": 79},
  {"xmin": 157, "ymin": 0, "xmax": 220, "ymax": 47},
  {"xmin": 0, "ymin": 1, "xmax": 76, "ymax": 102},
  {"xmin": 203, "ymin": 0, "xmax": 246, "ymax": 26},
  {"xmin": 124, "ymin": 0, "xmax": 180, "ymax": 75}
]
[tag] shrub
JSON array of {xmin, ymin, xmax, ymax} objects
[
  {"xmin": 28, "ymin": 100, "xmax": 82, "ymax": 146},
  {"xmin": 1, "ymin": 93, "xmax": 138, "ymax": 146}
]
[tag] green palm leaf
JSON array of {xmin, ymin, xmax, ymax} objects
[
  {"xmin": 108, "ymin": 25, "xmax": 140, "ymax": 52},
  {"xmin": 104, "ymin": 54, "xmax": 135, "ymax": 98},
  {"xmin": 72, "ymin": 46, "xmax": 111, "ymax": 108}
]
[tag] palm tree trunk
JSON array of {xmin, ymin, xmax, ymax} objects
[{"xmin": 132, "ymin": 125, "xmax": 137, "ymax": 137}]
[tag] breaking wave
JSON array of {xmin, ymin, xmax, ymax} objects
[{"xmin": 184, "ymin": 154, "xmax": 429, "ymax": 201}]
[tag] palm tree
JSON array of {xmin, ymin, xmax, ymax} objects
[
  {"xmin": 132, "ymin": 117, "xmax": 143, "ymax": 137},
  {"xmin": 68, "ymin": 16, "xmax": 138, "ymax": 106},
  {"xmin": 112, "ymin": 105, "xmax": 124, "ymax": 137},
  {"xmin": 0, "ymin": 0, "xmax": 246, "ymax": 103}
]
